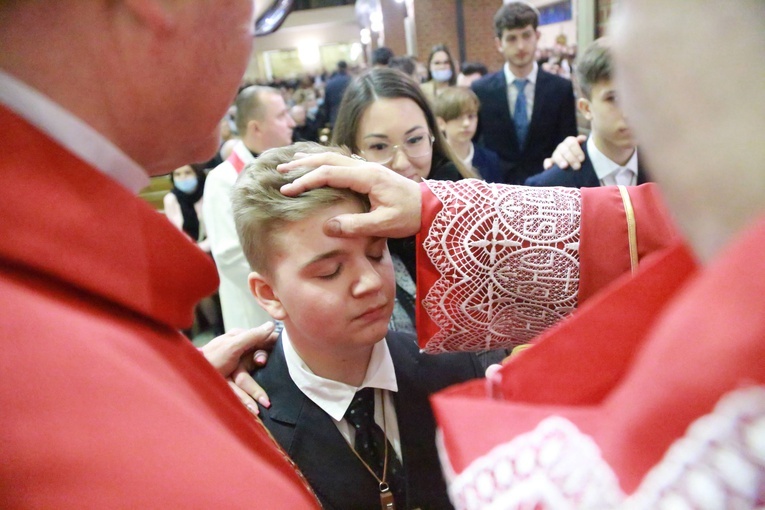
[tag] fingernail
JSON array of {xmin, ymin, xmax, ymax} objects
[
  {"xmin": 246, "ymin": 404, "xmax": 260, "ymax": 415},
  {"xmin": 254, "ymin": 353, "xmax": 267, "ymax": 364},
  {"xmin": 257, "ymin": 396, "xmax": 271, "ymax": 408},
  {"xmin": 325, "ymin": 219, "xmax": 341, "ymax": 236}
]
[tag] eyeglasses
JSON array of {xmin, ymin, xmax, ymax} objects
[{"xmin": 359, "ymin": 133, "xmax": 435, "ymax": 165}]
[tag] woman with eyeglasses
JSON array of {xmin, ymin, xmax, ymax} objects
[
  {"xmin": 332, "ymin": 67, "xmax": 476, "ymax": 183},
  {"xmin": 330, "ymin": 69, "xmax": 501, "ymax": 365}
]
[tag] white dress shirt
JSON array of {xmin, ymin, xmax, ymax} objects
[
  {"xmin": 203, "ymin": 141, "xmax": 273, "ymax": 331},
  {"xmin": 504, "ymin": 61, "xmax": 539, "ymax": 122},
  {"xmin": 0, "ymin": 69, "xmax": 148, "ymax": 193},
  {"xmin": 587, "ymin": 136, "xmax": 639, "ymax": 187},
  {"xmin": 460, "ymin": 142, "xmax": 476, "ymax": 171},
  {"xmin": 282, "ymin": 329, "xmax": 402, "ymax": 460}
]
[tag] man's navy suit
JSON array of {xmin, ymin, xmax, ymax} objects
[
  {"xmin": 255, "ymin": 331, "xmax": 483, "ymax": 510},
  {"xmin": 524, "ymin": 142, "xmax": 650, "ymax": 188},
  {"xmin": 472, "ymin": 68, "xmax": 577, "ymax": 185}
]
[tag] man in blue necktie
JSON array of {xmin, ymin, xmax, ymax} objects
[{"xmin": 472, "ymin": 2, "xmax": 578, "ymax": 184}]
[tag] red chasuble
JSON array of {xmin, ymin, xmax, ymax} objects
[
  {"xmin": 428, "ymin": 206, "xmax": 765, "ymax": 507},
  {"xmin": 0, "ymin": 105, "xmax": 319, "ymax": 508}
]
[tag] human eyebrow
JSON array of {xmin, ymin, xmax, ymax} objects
[
  {"xmin": 363, "ymin": 133, "xmax": 391, "ymax": 140},
  {"xmin": 404, "ymin": 126, "xmax": 428, "ymax": 136}
]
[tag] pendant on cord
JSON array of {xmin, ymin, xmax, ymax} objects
[{"xmin": 379, "ymin": 482, "xmax": 395, "ymax": 510}]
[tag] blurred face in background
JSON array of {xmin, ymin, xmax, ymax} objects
[
  {"xmin": 253, "ymin": 92, "xmax": 296, "ymax": 150},
  {"xmin": 495, "ymin": 25, "xmax": 539, "ymax": 74},
  {"xmin": 171, "ymin": 165, "xmax": 199, "ymax": 194},
  {"xmin": 440, "ymin": 111, "xmax": 478, "ymax": 146},
  {"xmin": 429, "ymin": 51, "xmax": 453, "ymax": 82}
]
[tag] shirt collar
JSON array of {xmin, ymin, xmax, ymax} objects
[
  {"xmin": 461, "ymin": 142, "xmax": 475, "ymax": 170},
  {"xmin": 504, "ymin": 61, "xmax": 539, "ymax": 86},
  {"xmin": 586, "ymin": 135, "xmax": 639, "ymax": 181},
  {"xmin": 0, "ymin": 69, "xmax": 148, "ymax": 193},
  {"xmin": 282, "ymin": 329, "xmax": 398, "ymax": 422}
]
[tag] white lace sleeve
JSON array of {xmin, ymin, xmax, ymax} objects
[{"xmin": 421, "ymin": 180, "xmax": 582, "ymax": 353}]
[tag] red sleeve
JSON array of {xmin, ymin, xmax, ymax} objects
[
  {"xmin": 416, "ymin": 180, "xmax": 446, "ymax": 346},
  {"xmin": 579, "ymin": 183, "xmax": 682, "ymax": 302},
  {"xmin": 415, "ymin": 180, "xmax": 581, "ymax": 353},
  {"xmin": 416, "ymin": 181, "xmax": 682, "ymax": 354}
]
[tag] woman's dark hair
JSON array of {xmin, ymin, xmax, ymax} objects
[
  {"xmin": 331, "ymin": 67, "xmax": 469, "ymax": 178},
  {"xmin": 426, "ymin": 44, "xmax": 457, "ymax": 86}
]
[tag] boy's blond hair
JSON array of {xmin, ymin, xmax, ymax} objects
[
  {"xmin": 232, "ymin": 142, "xmax": 370, "ymax": 275},
  {"xmin": 433, "ymin": 86, "xmax": 480, "ymax": 122}
]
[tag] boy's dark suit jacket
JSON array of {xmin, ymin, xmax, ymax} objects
[
  {"xmin": 472, "ymin": 68, "xmax": 577, "ymax": 185},
  {"xmin": 255, "ymin": 331, "xmax": 483, "ymax": 510},
  {"xmin": 524, "ymin": 142, "xmax": 650, "ymax": 188},
  {"xmin": 472, "ymin": 145, "xmax": 503, "ymax": 183}
]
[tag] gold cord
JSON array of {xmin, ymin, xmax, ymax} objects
[
  {"xmin": 617, "ymin": 185, "xmax": 639, "ymax": 275},
  {"xmin": 346, "ymin": 388, "xmax": 391, "ymax": 491}
]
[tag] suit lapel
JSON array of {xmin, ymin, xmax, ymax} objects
[
  {"xmin": 255, "ymin": 338, "xmax": 303, "ymax": 429},
  {"xmin": 637, "ymin": 158, "xmax": 651, "ymax": 184},
  {"xmin": 258, "ymin": 338, "xmax": 385, "ymax": 509},
  {"xmin": 387, "ymin": 335, "xmax": 421, "ymax": 506},
  {"xmin": 579, "ymin": 144, "xmax": 602, "ymax": 187},
  {"xmin": 528, "ymin": 70, "xmax": 552, "ymax": 146}
]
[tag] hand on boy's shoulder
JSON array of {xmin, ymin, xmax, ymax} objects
[
  {"xmin": 543, "ymin": 134, "xmax": 587, "ymax": 171},
  {"xmin": 200, "ymin": 322, "xmax": 277, "ymax": 415}
]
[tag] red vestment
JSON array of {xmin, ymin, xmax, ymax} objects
[
  {"xmin": 416, "ymin": 179, "xmax": 680, "ymax": 353},
  {"xmin": 416, "ymin": 179, "xmax": 765, "ymax": 507},
  {"xmin": 0, "ymin": 106, "xmax": 319, "ymax": 508}
]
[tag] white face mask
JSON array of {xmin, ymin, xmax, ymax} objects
[
  {"xmin": 174, "ymin": 176, "xmax": 198, "ymax": 194},
  {"xmin": 431, "ymin": 69, "xmax": 453, "ymax": 83}
]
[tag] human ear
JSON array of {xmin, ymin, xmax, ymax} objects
[
  {"xmin": 578, "ymin": 97, "xmax": 593, "ymax": 121},
  {"xmin": 248, "ymin": 272, "xmax": 287, "ymax": 320},
  {"xmin": 494, "ymin": 37, "xmax": 503, "ymax": 54},
  {"xmin": 247, "ymin": 119, "xmax": 261, "ymax": 138}
]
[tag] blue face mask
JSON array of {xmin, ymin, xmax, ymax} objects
[
  {"xmin": 175, "ymin": 176, "xmax": 198, "ymax": 194},
  {"xmin": 431, "ymin": 69, "xmax": 453, "ymax": 83}
]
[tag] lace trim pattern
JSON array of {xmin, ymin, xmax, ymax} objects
[
  {"xmin": 422, "ymin": 180, "xmax": 581, "ymax": 353},
  {"xmin": 446, "ymin": 385, "xmax": 765, "ymax": 509}
]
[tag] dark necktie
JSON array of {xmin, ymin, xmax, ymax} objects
[
  {"xmin": 344, "ymin": 387, "xmax": 406, "ymax": 504},
  {"xmin": 513, "ymin": 78, "xmax": 530, "ymax": 147}
]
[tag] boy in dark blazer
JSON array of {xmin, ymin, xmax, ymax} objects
[
  {"xmin": 434, "ymin": 86, "xmax": 503, "ymax": 183},
  {"xmin": 231, "ymin": 142, "xmax": 482, "ymax": 510},
  {"xmin": 472, "ymin": 2, "xmax": 577, "ymax": 185},
  {"xmin": 526, "ymin": 38, "xmax": 647, "ymax": 188}
]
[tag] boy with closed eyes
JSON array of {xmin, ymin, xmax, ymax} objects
[{"xmin": 231, "ymin": 142, "xmax": 482, "ymax": 510}]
